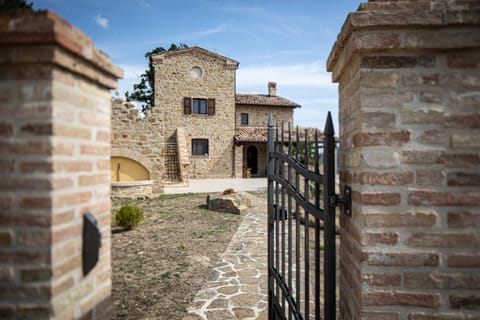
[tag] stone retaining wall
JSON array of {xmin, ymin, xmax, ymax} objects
[
  {"xmin": 111, "ymin": 181, "xmax": 153, "ymax": 199},
  {"xmin": 111, "ymin": 99, "xmax": 164, "ymax": 194}
]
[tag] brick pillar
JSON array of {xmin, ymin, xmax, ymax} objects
[
  {"xmin": 327, "ymin": 1, "xmax": 480, "ymax": 319},
  {"xmin": 0, "ymin": 11, "xmax": 122, "ymax": 319}
]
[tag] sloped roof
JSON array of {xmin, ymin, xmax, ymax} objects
[
  {"xmin": 235, "ymin": 127, "xmax": 322, "ymax": 143},
  {"xmin": 235, "ymin": 127, "xmax": 269, "ymax": 142},
  {"xmin": 150, "ymin": 45, "xmax": 239, "ymax": 68},
  {"xmin": 236, "ymin": 94, "xmax": 300, "ymax": 108}
]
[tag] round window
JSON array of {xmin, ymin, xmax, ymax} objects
[{"xmin": 190, "ymin": 67, "xmax": 203, "ymax": 79}]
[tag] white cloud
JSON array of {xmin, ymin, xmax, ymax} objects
[
  {"xmin": 295, "ymin": 103, "xmax": 339, "ymax": 131},
  {"xmin": 121, "ymin": 64, "xmax": 146, "ymax": 79},
  {"xmin": 187, "ymin": 25, "xmax": 226, "ymax": 38},
  {"xmin": 236, "ymin": 60, "xmax": 334, "ymax": 91},
  {"xmin": 136, "ymin": 0, "xmax": 150, "ymax": 8},
  {"xmin": 236, "ymin": 60, "xmax": 339, "ymax": 129},
  {"xmin": 215, "ymin": 4, "xmax": 304, "ymax": 38},
  {"xmin": 94, "ymin": 14, "xmax": 109, "ymax": 28},
  {"xmin": 163, "ymin": 24, "xmax": 227, "ymax": 43},
  {"xmin": 218, "ymin": 4, "xmax": 264, "ymax": 15},
  {"xmin": 114, "ymin": 64, "xmax": 146, "ymax": 96}
]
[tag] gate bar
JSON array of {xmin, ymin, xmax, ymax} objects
[{"xmin": 323, "ymin": 112, "xmax": 336, "ymax": 319}]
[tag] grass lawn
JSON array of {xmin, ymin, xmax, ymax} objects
[{"xmin": 111, "ymin": 193, "xmax": 243, "ymax": 319}]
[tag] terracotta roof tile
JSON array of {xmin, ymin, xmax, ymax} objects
[
  {"xmin": 235, "ymin": 127, "xmax": 269, "ymax": 142},
  {"xmin": 235, "ymin": 126, "xmax": 322, "ymax": 143},
  {"xmin": 236, "ymin": 94, "xmax": 300, "ymax": 108}
]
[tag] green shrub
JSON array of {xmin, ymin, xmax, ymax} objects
[{"xmin": 115, "ymin": 205, "xmax": 143, "ymax": 229}]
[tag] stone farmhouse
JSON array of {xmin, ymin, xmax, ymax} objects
[
  {"xmin": 111, "ymin": 46, "xmax": 301, "ymax": 196},
  {"xmin": 3, "ymin": 2, "xmax": 479, "ymax": 319}
]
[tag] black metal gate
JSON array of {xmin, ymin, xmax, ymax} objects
[{"xmin": 267, "ymin": 112, "xmax": 350, "ymax": 320}]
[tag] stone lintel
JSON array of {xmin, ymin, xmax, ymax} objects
[
  {"xmin": 0, "ymin": 10, "xmax": 123, "ymax": 88},
  {"xmin": 327, "ymin": 0, "xmax": 480, "ymax": 82}
]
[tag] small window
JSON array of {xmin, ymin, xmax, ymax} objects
[
  {"xmin": 193, "ymin": 99, "xmax": 207, "ymax": 114},
  {"xmin": 241, "ymin": 113, "xmax": 249, "ymax": 125},
  {"xmin": 192, "ymin": 139, "xmax": 209, "ymax": 156},
  {"xmin": 190, "ymin": 67, "xmax": 203, "ymax": 79}
]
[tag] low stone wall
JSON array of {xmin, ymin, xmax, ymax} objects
[
  {"xmin": 111, "ymin": 180, "xmax": 153, "ymax": 199},
  {"xmin": 111, "ymin": 99, "xmax": 164, "ymax": 194}
]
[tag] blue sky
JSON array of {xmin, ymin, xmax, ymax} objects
[{"xmin": 33, "ymin": 0, "xmax": 362, "ymax": 129}]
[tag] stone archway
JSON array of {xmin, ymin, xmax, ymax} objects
[
  {"xmin": 110, "ymin": 148, "xmax": 155, "ymax": 197},
  {"xmin": 111, "ymin": 147, "xmax": 154, "ymax": 174},
  {"xmin": 110, "ymin": 157, "xmax": 149, "ymax": 182}
]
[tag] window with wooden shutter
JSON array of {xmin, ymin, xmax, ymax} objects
[
  {"xmin": 184, "ymin": 97, "xmax": 192, "ymax": 114},
  {"xmin": 207, "ymin": 98, "xmax": 215, "ymax": 115},
  {"xmin": 193, "ymin": 98, "xmax": 207, "ymax": 114}
]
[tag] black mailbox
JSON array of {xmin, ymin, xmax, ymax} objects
[
  {"xmin": 82, "ymin": 212, "xmax": 102, "ymax": 276},
  {"xmin": 272, "ymin": 204, "xmax": 288, "ymax": 221}
]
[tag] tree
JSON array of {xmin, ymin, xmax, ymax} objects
[
  {"xmin": 126, "ymin": 43, "xmax": 189, "ymax": 112},
  {"xmin": 0, "ymin": 0, "xmax": 33, "ymax": 11}
]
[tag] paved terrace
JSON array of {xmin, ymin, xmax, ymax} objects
[
  {"xmin": 164, "ymin": 178, "xmax": 267, "ymax": 194},
  {"xmin": 174, "ymin": 179, "xmax": 269, "ymax": 320}
]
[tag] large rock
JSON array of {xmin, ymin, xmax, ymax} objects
[{"xmin": 206, "ymin": 192, "xmax": 252, "ymax": 214}]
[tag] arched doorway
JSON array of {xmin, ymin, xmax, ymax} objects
[{"xmin": 247, "ymin": 145, "xmax": 258, "ymax": 175}]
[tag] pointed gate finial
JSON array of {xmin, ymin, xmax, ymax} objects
[
  {"xmin": 324, "ymin": 111, "xmax": 335, "ymax": 136},
  {"xmin": 268, "ymin": 114, "xmax": 273, "ymax": 127}
]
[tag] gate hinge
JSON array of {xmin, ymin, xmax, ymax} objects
[{"xmin": 329, "ymin": 185, "xmax": 352, "ymax": 216}]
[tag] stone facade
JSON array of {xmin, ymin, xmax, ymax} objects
[
  {"xmin": 235, "ymin": 105, "xmax": 293, "ymax": 127},
  {"xmin": 111, "ymin": 47, "xmax": 300, "ymax": 194},
  {"xmin": 235, "ymin": 103, "xmax": 293, "ymax": 178},
  {"xmin": 152, "ymin": 47, "xmax": 238, "ymax": 179},
  {"xmin": 0, "ymin": 10, "xmax": 122, "ymax": 320},
  {"xmin": 327, "ymin": 1, "xmax": 480, "ymax": 318}
]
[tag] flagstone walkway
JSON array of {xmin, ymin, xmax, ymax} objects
[{"xmin": 182, "ymin": 194, "xmax": 268, "ymax": 320}]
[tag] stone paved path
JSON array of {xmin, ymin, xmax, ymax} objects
[
  {"xmin": 182, "ymin": 194, "xmax": 268, "ymax": 320},
  {"xmin": 164, "ymin": 178, "xmax": 267, "ymax": 194}
]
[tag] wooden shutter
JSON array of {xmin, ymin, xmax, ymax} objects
[
  {"xmin": 207, "ymin": 98, "xmax": 215, "ymax": 115},
  {"xmin": 184, "ymin": 97, "xmax": 192, "ymax": 114}
]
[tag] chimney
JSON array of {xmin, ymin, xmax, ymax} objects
[{"xmin": 268, "ymin": 81, "xmax": 277, "ymax": 97}]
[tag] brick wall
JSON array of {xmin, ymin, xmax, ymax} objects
[
  {"xmin": 327, "ymin": 1, "xmax": 480, "ymax": 318},
  {"xmin": 0, "ymin": 11, "xmax": 122, "ymax": 319}
]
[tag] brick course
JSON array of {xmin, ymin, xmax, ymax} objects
[
  {"xmin": 0, "ymin": 10, "xmax": 121, "ymax": 320},
  {"xmin": 327, "ymin": 0, "xmax": 480, "ymax": 318}
]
